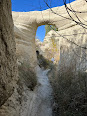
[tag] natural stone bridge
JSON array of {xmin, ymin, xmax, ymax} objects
[
  {"xmin": 0, "ymin": 0, "xmax": 87, "ymax": 115},
  {"xmin": 12, "ymin": 0, "xmax": 87, "ymax": 68}
]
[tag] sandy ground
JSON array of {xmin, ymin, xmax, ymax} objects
[{"xmin": 28, "ymin": 67, "xmax": 53, "ymax": 116}]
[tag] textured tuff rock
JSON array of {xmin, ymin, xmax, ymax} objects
[
  {"xmin": 37, "ymin": 26, "xmax": 87, "ymax": 70},
  {"xmin": 0, "ymin": 0, "xmax": 17, "ymax": 107},
  {"xmin": 0, "ymin": 0, "xmax": 87, "ymax": 116},
  {"xmin": 12, "ymin": 0, "xmax": 87, "ymax": 69},
  {"xmin": 36, "ymin": 30, "xmax": 60, "ymax": 62}
]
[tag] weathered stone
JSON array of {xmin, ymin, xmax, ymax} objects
[
  {"xmin": 12, "ymin": 0, "xmax": 87, "ymax": 69},
  {"xmin": 0, "ymin": 0, "xmax": 87, "ymax": 115},
  {"xmin": 0, "ymin": 0, "xmax": 17, "ymax": 107}
]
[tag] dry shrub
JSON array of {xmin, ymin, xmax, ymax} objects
[
  {"xmin": 18, "ymin": 62, "xmax": 37, "ymax": 91},
  {"xmin": 49, "ymin": 61, "xmax": 87, "ymax": 116},
  {"xmin": 37, "ymin": 54, "xmax": 52, "ymax": 69}
]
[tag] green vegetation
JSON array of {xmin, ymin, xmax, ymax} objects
[
  {"xmin": 18, "ymin": 62, "xmax": 37, "ymax": 91},
  {"xmin": 45, "ymin": 25, "xmax": 58, "ymax": 35}
]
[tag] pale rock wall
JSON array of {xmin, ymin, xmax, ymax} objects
[
  {"xmin": 40, "ymin": 25, "xmax": 87, "ymax": 70},
  {"xmin": 58, "ymin": 25, "xmax": 87, "ymax": 71},
  {"xmin": 12, "ymin": 0, "xmax": 87, "ymax": 69},
  {"xmin": 0, "ymin": 0, "xmax": 86, "ymax": 115}
]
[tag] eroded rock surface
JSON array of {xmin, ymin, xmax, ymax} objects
[
  {"xmin": 12, "ymin": 0, "xmax": 87, "ymax": 69},
  {"xmin": 0, "ymin": 0, "xmax": 87, "ymax": 116},
  {"xmin": 0, "ymin": 0, "xmax": 17, "ymax": 107}
]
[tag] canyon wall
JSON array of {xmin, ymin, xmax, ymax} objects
[
  {"xmin": 0, "ymin": 0, "xmax": 17, "ymax": 107},
  {"xmin": 12, "ymin": 0, "xmax": 87, "ymax": 70},
  {"xmin": 0, "ymin": 0, "xmax": 87, "ymax": 115},
  {"xmin": 0, "ymin": 1, "xmax": 36, "ymax": 115},
  {"xmin": 38, "ymin": 26, "xmax": 87, "ymax": 71}
]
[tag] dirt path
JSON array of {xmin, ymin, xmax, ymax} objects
[{"xmin": 29, "ymin": 67, "xmax": 53, "ymax": 116}]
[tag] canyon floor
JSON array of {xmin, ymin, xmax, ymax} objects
[{"xmin": 28, "ymin": 67, "xmax": 53, "ymax": 116}]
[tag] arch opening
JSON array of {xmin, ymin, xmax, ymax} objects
[{"xmin": 35, "ymin": 24, "xmax": 60, "ymax": 64}]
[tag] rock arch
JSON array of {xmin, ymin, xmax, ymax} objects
[{"xmin": 12, "ymin": 0, "xmax": 87, "ymax": 68}]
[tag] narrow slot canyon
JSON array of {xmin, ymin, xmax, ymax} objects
[{"xmin": 0, "ymin": 0, "xmax": 87, "ymax": 116}]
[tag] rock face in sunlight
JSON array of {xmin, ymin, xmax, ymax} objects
[
  {"xmin": 12, "ymin": 0, "xmax": 87, "ymax": 70},
  {"xmin": 0, "ymin": 0, "xmax": 87, "ymax": 116},
  {"xmin": 37, "ymin": 26, "xmax": 87, "ymax": 71},
  {"xmin": 36, "ymin": 30, "xmax": 60, "ymax": 63},
  {"xmin": 0, "ymin": 0, "xmax": 17, "ymax": 108}
]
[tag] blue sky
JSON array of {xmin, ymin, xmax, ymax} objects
[{"xmin": 11, "ymin": 0, "xmax": 75, "ymax": 41}]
